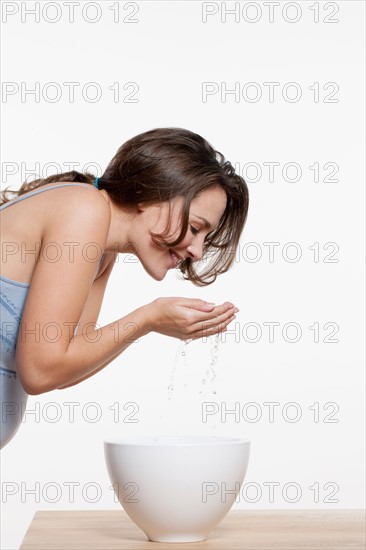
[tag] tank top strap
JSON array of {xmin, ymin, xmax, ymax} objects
[{"xmin": 0, "ymin": 183, "xmax": 94, "ymax": 211}]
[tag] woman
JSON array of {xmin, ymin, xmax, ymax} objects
[{"xmin": 0, "ymin": 127, "xmax": 249, "ymax": 449}]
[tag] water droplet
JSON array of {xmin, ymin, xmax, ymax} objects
[
  {"xmin": 198, "ymin": 334, "xmax": 221, "ymax": 398},
  {"xmin": 168, "ymin": 332, "xmax": 221, "ymax": 401}
]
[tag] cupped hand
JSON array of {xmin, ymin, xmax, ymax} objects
[{"xmin": 144, "ymin": 297, "xmax": 239, "ymax": 340}]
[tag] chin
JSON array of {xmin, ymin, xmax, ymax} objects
[
  {"xmin": 138, "ymin": 250, "xmax": 170, "ymax": 281},
  {"xmin": 149, "ymin": 270, "xmax": 167, "ymax": 281},
  {"xmin": 156, "ymin": 274, "xmax": 167, "ymax": 281},
  {"xmin": 141, "ymin": 263, "xmax": 168, "ymax": 281}
]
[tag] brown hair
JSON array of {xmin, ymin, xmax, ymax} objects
[{"xmin": 1, "ymin": 127, "xmax": 249, "ymax": 286}]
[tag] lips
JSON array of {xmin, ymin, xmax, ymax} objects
[{"xmin": 169, "ymin": 250, "xmax": 181, "ymax": 268}]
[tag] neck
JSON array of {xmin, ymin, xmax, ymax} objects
[{"xmin": 99, "ymin": 190, "xmax": 136, "ymax": 254}]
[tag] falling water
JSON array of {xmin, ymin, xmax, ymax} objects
[
  {"xmin": 199, "ymin": 333, "xmax": 220, "ymax": 398},
  {"xmin": 167, "ymin": 334, "xmax": 221, "ymax": 401},
  {"xmin": 167, "ymin": 339, "xmax": 188, "ymax": 401}
]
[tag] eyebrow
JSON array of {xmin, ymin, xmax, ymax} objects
[{"xmin": 192, "ymin": 214, "xmax": 212, "ymax": 229}]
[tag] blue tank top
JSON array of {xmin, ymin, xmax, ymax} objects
[{"xmin": 0, "ymin": 183, "xmax": 104, "ymax": 450}]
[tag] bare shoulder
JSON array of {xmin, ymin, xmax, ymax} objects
[
  {"xmin": 43, "ymin": 183, "xmax": 111, "ymax": 233},
  {"xmin": 41, "ymin": 185, "xmax": 112, "ymax": 270}
]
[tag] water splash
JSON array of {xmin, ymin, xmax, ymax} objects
[
  {"xmin": 167, "ymin": 334, "xmax": 221, "ymax": 400},
  {"xmin": 199, "ymin": 333, "xmax": 221, "ymax": 398},
  {"xmin": 167, "ymin": 340, "xmax": 188, "ymax": 400}
]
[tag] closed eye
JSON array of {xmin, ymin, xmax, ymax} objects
[{"xmin": 190, "ymin": 225, "xmax": 200, "ymax": 235}]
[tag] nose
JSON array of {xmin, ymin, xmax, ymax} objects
[{"xmin": 186, "ymin": 242, "xmax": 203, "ymax": 262}]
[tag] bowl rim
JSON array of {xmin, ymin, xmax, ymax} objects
[{"xmin": 103, "ymin": 435, "xmax": 251, "ymax": 446}]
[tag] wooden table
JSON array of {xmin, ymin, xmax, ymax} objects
[{"xmin": 20, "ymin": 509, "xmax": 365, "ymax": 549}]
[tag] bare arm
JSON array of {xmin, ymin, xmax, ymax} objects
[
  {"xmin": 57, "ymin": 251, "xmax": 125, "ymax": 389},
  {"xmin": 15, "ymin": 193, "xmax": 151, "ymax": 395},
  {"xmin": 57, "ymin": 348, "xmax": 126, "ymax": 389},
  {"xmin": 52, "ymin": 305, "xmax": 150, "ymax": 393}
]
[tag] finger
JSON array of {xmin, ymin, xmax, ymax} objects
[
  {"xmin": 190, "ymin": 317, "xmax": 235, "ymax": 340},
  {"xmin": 190, "ymin": 302, "xmax": 237, "ymax": 324},
  {"xmin": 193, "ymin": 305, "xmax": 238, "ymax": 330},
  {"xmin": 190, "ymin": 314, "xmax": 236, "ymax": 340},
  {"xmin": 182, "ymin": 299, "xmax": 216, "ymax": 312}
]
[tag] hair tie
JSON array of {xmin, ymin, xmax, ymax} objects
[{"xmin": 94, "ymin": 177, "xmax": 99, "ymax": 189}]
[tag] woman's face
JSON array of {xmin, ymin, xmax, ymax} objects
[{"xmin": 130, "ymin": 186, "xmax": 227, "ymax": 281}]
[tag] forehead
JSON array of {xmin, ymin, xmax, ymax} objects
[{"xmin": 190, "ymin": 186, "xmax": 227, "ymax": 223}]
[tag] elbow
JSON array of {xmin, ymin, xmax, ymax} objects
[
  {"xmin": 24, "ymin": 385, "xmax": 46, "ymax": 396},
  {"xmin": 17, "ymin": 360, "xmax": 57, "ymax": 396},
  {"xmin": 16, "ymin": 344, "xmax": 64, "ymax": 395},
  {"xmin": 20, "ymin": 377, "xmax": 53, "ymax": 396},
  {"xmin": 23, "ymin": 381, "xmax": 51, "ymax": 396}
]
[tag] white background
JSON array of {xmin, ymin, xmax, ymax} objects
[{"xmin": 1, "ymin": 1, "xmax": 365, "ymax": 548}]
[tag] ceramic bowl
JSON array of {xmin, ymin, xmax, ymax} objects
[{"xmin": 104, "ymin": 435, "xmax": 250, "ymax": 543}]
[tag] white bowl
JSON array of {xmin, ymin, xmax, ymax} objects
[{"xmin": 104, "ymin": 435, "xmax": 250, "ymax": 543}]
